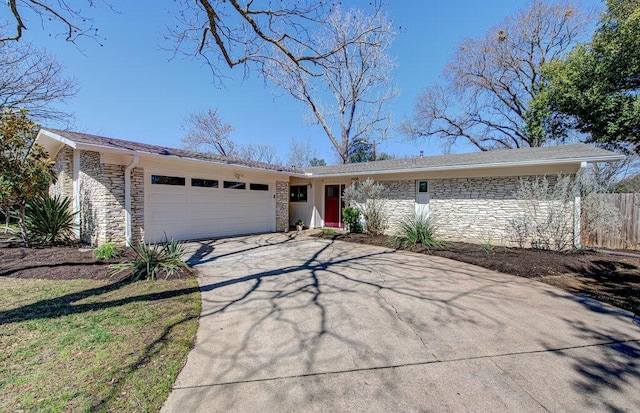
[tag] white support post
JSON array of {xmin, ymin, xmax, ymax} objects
[
  {"xmin": 574, "ymin": 195, "xmax": 581, "ymax": 248},
  {"xmin": 72, "ymin": 149, "xmax": 80, "ymax": 237},
  {"xmin": 573, "ymin": 161, "xmax": 587, "ymax": 249}
]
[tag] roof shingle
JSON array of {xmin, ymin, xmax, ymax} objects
[
  {"xmin": 303, "ymin": 144, "xmax": 622, "ymax": 176},
  {"xmin": 43, "ymin": 128, "xmax": 302, "ymax": 173},
  {"xmin": 42, "ymin": 128, "xmax": 622, "ymax": 177}
]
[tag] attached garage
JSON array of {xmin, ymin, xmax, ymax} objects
[
  {"xmin": 145, "ymin": 171, "xmax": 276, "ymax": 242},
  {"xmin": 36, "ymin": 128, "xmax": 293, "ymax": 246}
]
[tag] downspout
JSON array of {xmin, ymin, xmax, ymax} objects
[
  {"xmin": 574, "ymin": 161, "xmax": 587, "ymax": 249},
  {"xmin": 124, "ymin": 155, "xmax": 140, "ymax": 245}
]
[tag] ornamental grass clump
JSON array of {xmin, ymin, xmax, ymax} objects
[
  {"xmin": 393, "ymin": 214, "xmax": 443, "ymax": 250},
  {"xmin": 110, "ymin": 238, "xmax": 191, "ymax": 281}
]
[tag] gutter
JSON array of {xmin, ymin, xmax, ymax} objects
[{"xmin": 124, "ymin": 155, "xmax": 140, "ymax": 245}]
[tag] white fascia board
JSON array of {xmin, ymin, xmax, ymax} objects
[
  {"xmin": 301, "ymin": 154, "xmax": 625, "ymax": 178},
  {"xmin": 37, "ymin": 129, "xmax": 78, "ymax": 149}
]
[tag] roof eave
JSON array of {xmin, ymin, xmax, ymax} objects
[
  {"xmin": 39, "ymin": 129, "xmax": 296, "ymax": 176},
  {"xmin": 303, "ymin": 154, "xmax": 625, "ymax": 177}
]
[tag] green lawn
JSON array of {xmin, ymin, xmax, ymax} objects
[{"xmin": 0, "ymin": 276, "xmax": 201, "ymax": 412}]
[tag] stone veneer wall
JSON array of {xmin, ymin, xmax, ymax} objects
[
  {"xmin": 276, "ymin": 181, "xmax": 289, "ymax": 232},
  {"xmin": 101, "ymin": 163, "xmax": 126, "ymax": 243},
  {"xmin": 76, "ymin": 150, "xmax": 142, "ymax": 245},
  {"xmin": 50, "ymin": 146, "xmax": 73, "ymax": 198},
  {"xmin": 428, "ymin": 175, "xmax": 572, "ymax": 245},
  {"xmin": 379, "ymin": 180, "xmax": 415, "ymax": 233},
  {"xmin": 48, "ymin": 146, "xmax": 145, "ymax": 245},
  {"xmin": 130, "ymin": 167, "xmax": 145, "ymax": 243}
]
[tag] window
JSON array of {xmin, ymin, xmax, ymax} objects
[
  {"xmin": 151, "ymin": 175, "xmax": 185, "ymax": 186},
  {"xmin": 192, "ymin": 178, "xmax": 218, "ymax": 188},
  {"xmin": 290, "ymin": 185, "xmax": 308, "ymax": 202},
  {"xmin": 250, "ymin": 183, "xmax": 269, "ymax": 191},
  {"xmin": 418, "ymin": 181, "xmax": 429, "ymax": 193},
  {"xmin": 224, "ymin": 181, "xmax": 246, "ymax": 190}
]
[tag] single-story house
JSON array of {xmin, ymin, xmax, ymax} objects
[{"xmin": 36, "ymin": 128, "xmax": 623, "ymax": 247}]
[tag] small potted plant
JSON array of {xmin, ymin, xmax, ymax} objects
[{"xmin": 295, "ymin": 219, "xmax": 304, "ymax": 231}]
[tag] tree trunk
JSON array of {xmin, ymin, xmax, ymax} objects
[
  {"xmin": 3, "ymin": 207, "xmax": 9, "ymax": 234},
  {"xmin": 18, "ymin": 204, "xmax": 29, "ymax": 248}
]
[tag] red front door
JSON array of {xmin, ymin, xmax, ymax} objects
[{"xmin": 325, "ymin": 185, "xmax": 344, "ymax": 227}]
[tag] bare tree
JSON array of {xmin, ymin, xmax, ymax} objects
[
  {"xmin": 180, "ymin": 108, "xmax": 281, "ymax": 164},
  {"xmin": 0, "ymin": 0, "xmax": 108, "ymax": 42},
  {"xmin": 0, "ymin": 41, "xmax": 78, "ymax": 124},
  {"xmin": 237, "ymin": 143, "xmax": 281, "ymax": 165},
  {"xmin": 286, "ymin": 137, "xmax": 317, "ymax": 168},
  {"xmin": 168, "ymin": 1, "xmax": 394, "ymax": 78},
  {"xmin": 2, "ymin": 1, "xmax": 391, "ymax": 82},
  {"xmin": 265, "ymin": 5, "xmax": 397, "ymax": 163},
  {"xmin": 404, "ymin": 1, "xmax": 593, "ymax": 151},
  {"xmin": 180, "ymin": 108, "xmax": 236, "ymax": 156}
]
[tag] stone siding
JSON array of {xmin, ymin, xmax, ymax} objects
[
  {"xmin": 380, "ymin": 180, "xmax": 415, "ymax": 233},
  {"xmin": 130, "ymin": 167, "xmax": 145, "ymax": 243},
  {"xmin": 75, "ymin": 150, "xmax": 141, "ymax": 246},
  {"xmin": 276, "ymin": 181, "xmax": 289, "ymax": 232},
  {"xmin": 101, "ymin": 163, "xmax": 126, "ymax": 243},
  {"xmin": 78, "ymin": 151, "xmax": 103, "ymax": 244},
  {"xmin": 362, "ymin": 176, "xmax": 575, "ymax": 247},
  {"xmin": 428, "ymin": 176, "xmax": 573, "ymax": 246},
  {"xmin": 50, "ymin": 146, "xmax": 73, "ymax": 198}
]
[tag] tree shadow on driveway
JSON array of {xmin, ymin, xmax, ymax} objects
[{"xmin": 176, "ymin": 235, "xmax": 640, "ymax": 412}]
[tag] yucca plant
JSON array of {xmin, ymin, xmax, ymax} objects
[
  {"xmin": 109, "ymin": 238, "xmax": 191, "ymax": 281},
  {"xmin": 393, "ymin": 214, "xmax": 444, "ymax": 249},
  {"xmin": 24, "ymin": 194, "xmax": 77, "ymax": 245}
]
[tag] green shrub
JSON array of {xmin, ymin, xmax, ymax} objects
[
  {"xmin": 342, "ymin": 206, "xmax": 362, "ymax": 233},
  {"xmin": 343, "ymin": 178, "xmax": 389, "ymax": 236},
  {"xmin": 94, "ymin": 242, "xmax": 118, "ymax": 260},
  {"xmin": 25, "ymin": 194, "xmax": 77, "ymax": 245},
  {"xmin": 109, "ymin": 239, "xmax": 191, "ymax": 281},
  {"xmin": 393, "ymin": 214, "xmax": 443, "ymax": 249}
]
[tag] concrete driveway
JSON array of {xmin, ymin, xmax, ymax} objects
[{"xmin": 162, "ymin": 233, "xmax": 640, "ymax": 412}]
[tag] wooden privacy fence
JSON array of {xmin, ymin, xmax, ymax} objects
[{"xmin": 581, "ymin": 193, "xmax": 640, "ymax": 250}]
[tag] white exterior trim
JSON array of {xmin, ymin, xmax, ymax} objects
[
  {"xmin": 72, "ymin": 149, "xmax": 80, "ymax": 237},
  {"xmin": 124, "ymin": 155, "xmax": 140, "ymax": 245}
]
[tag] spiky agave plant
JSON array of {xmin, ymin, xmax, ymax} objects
[
  {"xmin": 24, "ymin": 194, "xmax": 77, "ymax": 245},
  {"xmin": 109, "ymin": 238, "xmax": 191, "ymax": 281}
]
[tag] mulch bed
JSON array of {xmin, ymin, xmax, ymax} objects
[
  {"xmin": 315, "ymin": 232, "xmax": 640, "ymax": 315},
  {"xmin": 0, "ymin": 243, "xmax": 193, "ymax": 281}
]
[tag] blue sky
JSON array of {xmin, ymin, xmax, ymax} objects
[{"xmin": 21, "ymin": 0, "xmax": 600, "ymax": 163}]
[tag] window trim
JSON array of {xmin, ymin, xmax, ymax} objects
[
  {"xmin": 151, "ymin": 174, "xmax": 186, "ymax": 186},
  {"xmin": 290, "ymin": 185, "xmax": 308, "ymax": 202},
  {"xmin": 249, "ymin": 183, "xmax": 269, "ymax": 191},
  {"xmin": 191, "ymin": 178, "xmax": 219, "ymax": 188},
  {"xmin": 418, "ymin": 180, "xmax": 429, "ymax": 193},
  {"xmin": 223, "ymin": 181, "xmax": 246, "ymax": 190}
]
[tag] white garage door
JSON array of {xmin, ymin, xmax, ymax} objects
[{"xmin": 145, "ymin": 174, "xmax": 276, "ymax": 242}]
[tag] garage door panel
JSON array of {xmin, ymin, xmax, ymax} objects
[
  {"xmin": 149, "ymin": 191, "xmax": 187, "ymax": 202},
  {"xmin": 149, "ymin": 210, "xmax": 188, "ymax": 222},
  {"xmin": 190, "ymin": 192, "xmax": 222, "ymax": 204},
  {"xmin": 146, "ymin": 175, "xmax": 276, "ymax": 242}
]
